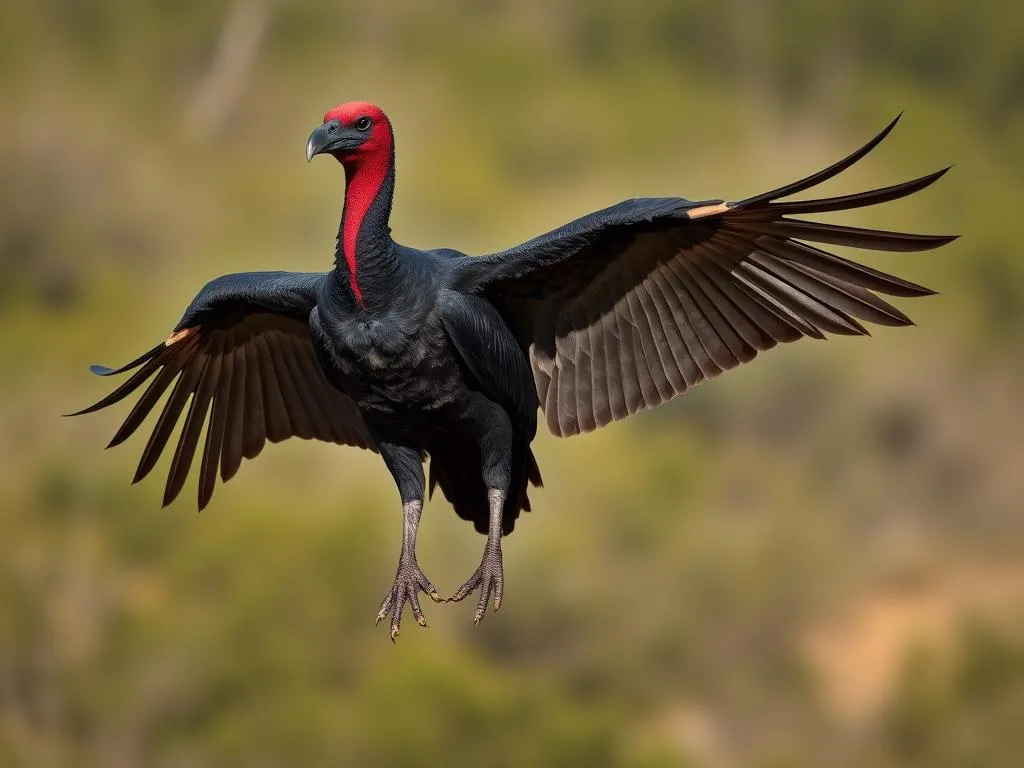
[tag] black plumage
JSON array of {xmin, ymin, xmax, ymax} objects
[{"xmin": 71, "ymin": 104, "xmax": 955, "ymax": 639}]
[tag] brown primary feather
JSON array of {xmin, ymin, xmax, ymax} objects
[
  {"xmin": 136, "ymin": 347, "xmax": 205, "ymax": 485},
  {"xmin": 71, "ymin": 312, "xmax": 375, "ymax": 510},
  {"xmin": 200, "ymin": 326, "xmax": 234, "ymax": 509},
  {"xmin": 220, "ymin": 340, "xmax": 248, "ymax": 482},
  {"xmin": 165, "ymin": 339, "xmax": 217, "ymax": 507},
  {"xmin": 765, "ymin": 167, "xmax": 950, "ymax": 215},
  {"xmin": 515, "ymin": 122, "xmax": 955, "ymax": 437},
  {"xmin": 734, "ymin": 113, "xmax": 902, "ymax": 208}
]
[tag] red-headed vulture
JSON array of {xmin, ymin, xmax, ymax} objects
[{"xmin": 71, "ymin": 103, "xmax": 955, "ymax": 640}]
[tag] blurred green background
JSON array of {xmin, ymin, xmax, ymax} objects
[{"xmin": 2, "ymin": 1, "xmax": 1022, "ymax": 766}]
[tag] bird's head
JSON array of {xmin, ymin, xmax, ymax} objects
[{"xmin": 305, "ymin": 101, "xmax": 392, "ymax": 167}]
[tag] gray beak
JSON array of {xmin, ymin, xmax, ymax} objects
[{"xmin": 306, "ymin": 122, "xmax": 337, "ymax": 162}]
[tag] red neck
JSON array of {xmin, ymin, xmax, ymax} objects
[{"xmin": 339, "ymin": 146, "xmax": 392, "ymax": 307}]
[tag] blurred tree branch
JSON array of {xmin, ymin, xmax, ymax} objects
[{"xmin": 184, "ymin": 0, "xmax": 275, "ymax": 143}]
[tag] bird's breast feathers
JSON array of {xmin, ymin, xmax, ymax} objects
[{"xmin": 313, "ymin": 303, "xmax": 460, "ymax": 413}]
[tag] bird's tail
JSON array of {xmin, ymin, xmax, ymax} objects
[{"xmin": 428, "ymin": 431, "xmax": 542, "ymax": 536}]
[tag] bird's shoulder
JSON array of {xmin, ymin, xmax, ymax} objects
[
  {"xmin": 177, "ymin": 271, "xmax": 325, "ymax": 330},
  {"xmin": 424, "ymin": 247, "xmax": 470, "ymax": 261}
]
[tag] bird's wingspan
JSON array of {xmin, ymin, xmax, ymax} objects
[
  {"xmin": 463, "ymin": 115, "xmax": 957, "ymax": 437},
  {"xmin": 68, "ymin": 271, "xmax": 375, "ymax": 510}
]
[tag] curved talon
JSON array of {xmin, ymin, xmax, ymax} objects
[
  {"xmin": 453, "ymin": 549, "xmax": 503, "ymax": 624},
  {"xmin": 376, "ymin": 591, "xmax": 394, "ymax": 625},
  {"xmin": 375, "ymin": 560, "xmax": 437, "ymax": 641},
  {"xmin": 449, "ymin": 568, "xmax": 481, "ymax": 603}
]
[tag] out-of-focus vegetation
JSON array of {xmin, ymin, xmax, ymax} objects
[{"xmin": 1, "ymin": 1, "xmax": 1021, "ymax": 766}]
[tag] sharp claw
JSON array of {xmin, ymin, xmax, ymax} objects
[
  {"xmin": 451, "ymin": 575, "xmax": 481, "ymax": 603},
  {"xmin": 377, "ymin": 563, "xmax": 441, "ymax": 639}
]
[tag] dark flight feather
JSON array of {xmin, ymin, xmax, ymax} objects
[
  {"xmin": 70, "ymin": 272, "xmax": 375, "ymax": 509},
  {"xmin": 468, "ymin": 116, "xmax": 955, "ymax": 436}
]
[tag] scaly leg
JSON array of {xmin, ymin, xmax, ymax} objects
[
  {"xmin": 374, "ymin": 439, "xmax": 440, "ymax": 642},
  {"xmin": 376, "ymin": 498, "xmax": 441, "ymax": 641},
  {"xmin": 450, "ymin": 488, "xmax": 505, "ymax": 623}
]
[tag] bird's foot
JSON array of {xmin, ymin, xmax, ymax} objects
[
  {"xmin": 376, "ymin": 558, "xmax": 442, "ymax": 642},
  {"xmin": 450, "ymin": 543, "xmax": 503, "ymax": 624}
]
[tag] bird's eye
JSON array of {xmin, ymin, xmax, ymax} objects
[
  {"xmin": 327, "ymin": 123, "xmax": 338, "ymax": 134},
  {"xmin": 355, "ymin": 117, "xmax": 372, "ymax": 131}
]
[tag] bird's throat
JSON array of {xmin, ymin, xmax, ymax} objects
[{"xmin": 339, "ymin": 151, "xmax": 394, "ymax": 308}]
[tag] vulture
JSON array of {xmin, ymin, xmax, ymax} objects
[{"xmin": 71, "ymin": 102, "xmax": 955, "ymax": 640}]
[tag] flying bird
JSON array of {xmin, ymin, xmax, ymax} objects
[{"xmin": 71, "ymin": 102, "xmax": 955, "ymax": 640}]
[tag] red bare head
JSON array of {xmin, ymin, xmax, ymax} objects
[
  {"xmin": 306, "ymin": 101, "xmax": 393, "ymax": 167},
  {"xmin": 305, "ymin": 102, "xmax": 396, "ymax": 307}
]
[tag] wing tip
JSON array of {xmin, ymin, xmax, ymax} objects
[
  {"xmin": 734, "ymin": 112, "xmax": 907, "ymax": 209},
  {"xmin": 919, "ymin": 165, "xmax": 954, "ymax": 193},
  {"xmin": 105, "ymin": 432, "xmax": 130, "ymax": 450},
  {"xmin": 918, "ymin": 165, "xmax": 953, "ymax": 187},
  {"xmin": 87, "ymin": 341, "xmax": 167, "ymax": 377},
  {"xmin": 85, "ymin": 329, "xmax": 195, "ymax": 379},
  {"xmin": 922, "ymin": 233, "xmax": 960, "ymax": 250},
  {"xmin": 871, "ymin": 112, "xmax": 902, "ymax": 146},
  {"xmin": 64, "ymin": 399, "xmax": 110, "ymax": 418}
]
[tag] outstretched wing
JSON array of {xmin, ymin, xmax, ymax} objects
[
  {"xmin": 69, "ymin": 271, "xmax": 375, "ymax": 509},
  {"xmin": 460, "ymin": 115, "xmax": 956, "ymax": 437}
]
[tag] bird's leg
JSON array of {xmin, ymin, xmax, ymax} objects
[
  {"xmin": 376, "ymin": 498, "xmax": 442, "ymax": 641},
  {"xmin": 450, "ymin": 488, "xmax": 505, "ymax": 623},
  {"xmin": 450, "ymin": 399, "xmax": 513, "ymax": 623},
  {"xmin": 374, "ymin": 439, "xmax": 439, "ymax": 641}
]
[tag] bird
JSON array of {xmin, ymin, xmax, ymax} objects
[{"xmin": 70, "ymin": 101, "xmax": 955, "ymax": 641}]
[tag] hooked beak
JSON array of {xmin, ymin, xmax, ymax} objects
[
  {"xmin": 306, "ymin": 119, "xmax": 361, "ymax": 163},
  {"xmin": 306, "ymin": 122, "xmax": 333, "ymax": 162}
]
